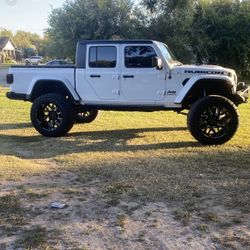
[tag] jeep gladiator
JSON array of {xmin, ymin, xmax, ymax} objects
[{"xmin": 6, "ymin": 40, "xmax": 249, "ymax": 144}]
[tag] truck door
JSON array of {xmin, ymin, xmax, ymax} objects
[
  {"xmin": 86, "ymin": 45, "xmax": 120, "ymax": 100},
  {"xmin": 121, "ymin": 44, "xmax": 166, "ymax": 103}
]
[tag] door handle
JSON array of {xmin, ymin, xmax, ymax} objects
[
  {"xmin": 90, "ymin": 74, "xmax": 101, "ymax": 78},
  {"xmin": 123, "ymin": 75, "xmax": 134, "ymax": 78}
]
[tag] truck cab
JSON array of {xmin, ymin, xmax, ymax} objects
[{"xmin": 76, "ymin": 40, "xmax": 176, "ymax": 107}]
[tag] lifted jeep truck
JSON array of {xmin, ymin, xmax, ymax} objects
[{"xmin": 6, "ymin": 40, "xmax": 249, "ymax": 145}]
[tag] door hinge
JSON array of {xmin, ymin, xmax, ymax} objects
[
  {"xmin": 112, "ymin": 75, "xmax": 120, "ymax": 80},
  {"xmin": 112, "ymin": 89, "xmax": 120, "ymax": 95}
]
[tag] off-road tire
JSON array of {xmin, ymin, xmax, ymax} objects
[
  {"xmin": 187, "ymin": 95, "xmax": 239, "ymax": 145},
  {"xmin": 75, "ymin": 110, "xmax": 99, "ymax": 124},
  {"xmin": 31, "ymin": 94, "xmax": 74, "ymax": 137}
]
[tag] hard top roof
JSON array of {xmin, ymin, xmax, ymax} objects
[{"xmin": 78, "ymin": 40, "xmax": 155, "ymax": 45}]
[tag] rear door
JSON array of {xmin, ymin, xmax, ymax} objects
[
  {"xmin": 121, "ymin": 44, "xmax": 166, "ymax": 103},
  {"xmin": 86, "ymin": 45, "xmax": 120, "ymax": 100}
]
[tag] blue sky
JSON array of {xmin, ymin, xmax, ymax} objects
[{"xmin": 0, "ymin": 0, "xmax": 65, "ymax": 36}]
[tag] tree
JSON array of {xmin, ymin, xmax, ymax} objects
[
  {"xmin": 46, "ymin": 0, "xmax": 143, "ymax": 59},
  {"xmin": 0, "ymin": 28, "xmax": 14, "ymax": 38},
  {"xmin": 141, "ymin": 0, "xmax": 196, "ymax": 63},
  {"xmin": 14, "ymin": 31, "xmax": 33, "ymax": 49},
  {"xmin": 191, "ymin": 0, "xmax": 250, "ymax": 78},
  {"xmin": 142, "ymin": 0, "xmax": 250, "ymax": 77}
]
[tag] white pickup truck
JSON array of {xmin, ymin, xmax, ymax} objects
[{"xmin": 6, "ymin": 40, "xmax": 249, "ymax": 144}]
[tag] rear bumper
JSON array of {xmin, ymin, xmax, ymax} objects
[
  {"xmin": 233, "ymin": 82, "xmax": 249, "ymax": 104},
  {"xmin": 6, "ymin": 92, "xmax": 30, "ymax": 101}
]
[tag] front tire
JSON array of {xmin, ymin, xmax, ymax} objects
[
  {"xmin": 31, "ymin": 94, "xmax": 74, "ymax": 137},
  {"xmin": 187, "ymin": 96, "xmax": 239, "ymax": 145}
]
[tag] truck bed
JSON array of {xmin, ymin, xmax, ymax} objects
[{"xmin": 9, "ymin": 65, "xmax": 76, "ymax": 96}]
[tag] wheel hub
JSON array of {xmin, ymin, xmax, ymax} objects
[
  {"xmin": 37, "ymin": 103, "xmax": 63, "ymax": 131},
  {"xmin": 199, "ymin": 105, "xmax": 231, "ymax": 139},
  {"xmin": 208, "ymin": 116, "xmax": 218, "ymax": 126},
  {"xmin": 49, "ymin": 111, "xmax": 58, "ymax": 120}
]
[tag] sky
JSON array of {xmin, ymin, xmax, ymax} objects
[{"xmin": 0, "ymin": 0, "xmax": 65, "ymax": 36}]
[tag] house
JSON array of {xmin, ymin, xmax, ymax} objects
[{"xmin": 0, "ymin": 36, "xmax": 22, "ymax": 63}]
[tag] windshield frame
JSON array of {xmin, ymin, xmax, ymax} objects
[{"xmin": 156, "ymin": 42, "xmax": 181, "ymax": 67}]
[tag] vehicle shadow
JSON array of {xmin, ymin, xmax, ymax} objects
[
  {"xmin": 0, "ymin": 126, "xmax": 200, "ymax": 159},
  {"xmin": 0, "ymin": 122, "xmax": 33, "ymax": 131}
]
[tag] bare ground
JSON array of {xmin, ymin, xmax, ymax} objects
[
  {"xmin": 0, "ymin": 157, "xmax": 249, "ymax": 250},
  {"xmin": 0, "ymin": 87, "xmax": 249, "ymax": 249}
]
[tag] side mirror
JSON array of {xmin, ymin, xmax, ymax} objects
[{"xmin": 152, "ymin": 57, "xmax": 163, "ymax": 70}]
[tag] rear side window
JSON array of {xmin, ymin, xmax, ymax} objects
[
  {"xmin": 125, "ymin": 46, "xmax": 157, "ymax": 68},
  {"xmin": 89, "ymin": 46, "xmax": 117, "ymax": 68}
]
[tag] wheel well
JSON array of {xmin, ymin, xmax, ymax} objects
[
  {"xmin": 30, "ymin": 80, "xmax": 73, "ymax": 102},
  {"xmin": 182, "ymin": 79, "xmax": 234, "ymax": 108}
]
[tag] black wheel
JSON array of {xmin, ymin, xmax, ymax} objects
[
  {"xmin": 187, "ymin": 95, "xmax": 239, "ymax": 145},
  {"xmin": 31, "ymin": 94, "xmax": 74, "ymax": 137},
  {"xmin": 75, "ymin": 110, "xmax": 98, "ymax": 124}
]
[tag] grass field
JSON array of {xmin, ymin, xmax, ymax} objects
[
  {"xmin": 0, "ymin": 64, "xmax": 11, "ymax": 69},
  {"xmin": 0, "ymin": 86, "xmax": 249, "ymax": 249}
]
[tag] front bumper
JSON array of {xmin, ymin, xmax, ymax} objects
[{"xmin": 233, "ymin": 82, "xmax": 249, "ymax": 104}]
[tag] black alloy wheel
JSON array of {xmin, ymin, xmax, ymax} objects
[
  {"xmin": 31, "ymin": 94, "xmax": 74, "ymax": 137},
  {"xmin": 36, "ymin": 102, "xmax": 63, "ymax": 131},
  {"xmin": 188, "ymin": 96, "xmax": 239, "ymax": 145}
]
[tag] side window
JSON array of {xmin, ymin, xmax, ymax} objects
[
  {"xmin": 89, "ymin": 46, "xmax": 117, "ymax": 68},
  {"xmin": 125, "ymin": 46, "xmax": 157, "ymax": 68}
]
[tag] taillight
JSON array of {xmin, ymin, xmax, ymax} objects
[{"xmin": 6, "ymin": 74, "xmax": 13, "ymax": 84}]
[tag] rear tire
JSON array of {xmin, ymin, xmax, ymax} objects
[
  {"xmin": 187, "ymin": 95, "xmax": 239, "ymax": 145},
  {"xmin": 75, "ymin": 110, "xmax": 98, "ymax": 124},
  {"xmin": 31, "ymin": 94, "xmax": 74, "ymax": 137}
]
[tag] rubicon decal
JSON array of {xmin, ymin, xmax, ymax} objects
[{"xmin": 185, "ymin": 70, "xmax": 225, "ymax": 75}]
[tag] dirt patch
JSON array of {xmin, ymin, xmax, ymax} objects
[{"xmin": 0, "ymin": 169, "xmax": 249, "ymax": 249}]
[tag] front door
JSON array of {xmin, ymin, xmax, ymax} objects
[
  {"xmin": 86, "ymin": 45, "xmax": 120, "ymax": 100},
  {"xmin": 121, "ymin": 44, "xmax": 166, "ymax": 104}
]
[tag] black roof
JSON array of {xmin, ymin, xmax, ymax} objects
[
  {"xmin": 0, "ymin": 37, "xmax": 9, "ymax": 49},
  {"xmin": 0, "ymin": 36, "xmax": 17, "ymax": 49},
  {"xmin": 78, "ymin": 40, "xmax": 154, "ymax": 45}
]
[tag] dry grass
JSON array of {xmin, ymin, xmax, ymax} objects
[
  {"xmin": 0, "ymin": 86, "xmax": 249, "ymax": 249},
  {"xmin": 0, "ymin": 194, "xmax": 25, "ymax": 227},
  {"xmin": 16, "ymin": 226, "xmax": 48, "ymax": 249}
]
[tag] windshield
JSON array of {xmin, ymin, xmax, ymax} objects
[{"xmin": 157, "ymin": 42, "xmax": 181, "ymax": 65}]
